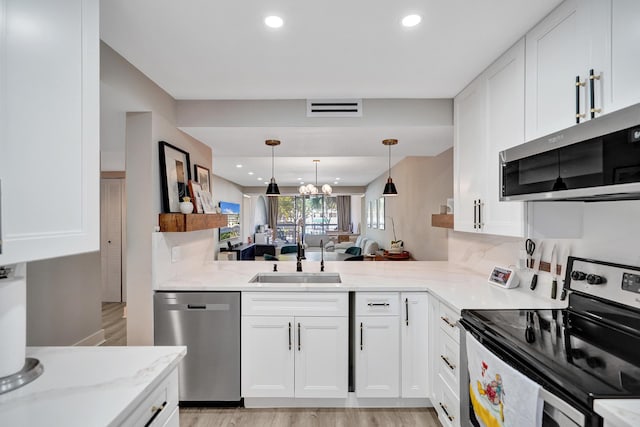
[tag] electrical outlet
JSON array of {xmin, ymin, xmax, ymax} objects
[{"xmin": 171, "ymin": 246, "xmax": 181, "ymax": 263}]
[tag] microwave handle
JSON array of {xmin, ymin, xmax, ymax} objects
[{"xmin": 589, "ymin": 69, "xmax": 601, "ymax": 119}]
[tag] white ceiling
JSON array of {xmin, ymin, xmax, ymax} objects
[{"xmin": 100, "ymin": 0, "xmax": 563, "ymax": 188}]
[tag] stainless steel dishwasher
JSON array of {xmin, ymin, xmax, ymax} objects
[{"xmin": 154, "ymin": 292, "xmax": 240, "ymax": 403}]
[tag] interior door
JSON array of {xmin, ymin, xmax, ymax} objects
[{"xmin": 100, "ymin": 178, "xmax": 124, "ymax": 302}]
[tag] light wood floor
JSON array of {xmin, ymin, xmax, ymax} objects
[
  {"xmin": 180, "ymin": 407, "xmax": 442, "ymax": 427},
  {"xmin": 101, "ymin": 302, "xmax": 126, "ymax": 346}
]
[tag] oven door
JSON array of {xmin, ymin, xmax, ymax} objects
[{"xmin": 460, "ymin": 324, "xmax": 596, "ymax": 427}]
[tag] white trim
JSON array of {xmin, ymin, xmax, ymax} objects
[
  {"xmin": 73, "ymin": 329, "xmax": 105, "ymax": 346},
  {"xmin": 244, "ymin": 393, "xmax": 432, "ymax": 408}
]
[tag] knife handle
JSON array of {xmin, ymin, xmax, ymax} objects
[
  {"xmin": 551, "ymin": 279, "xmax": 557, "ymax": 299},
  {"xmin": 530, "ymin": 273, "xmax": 538, "ymax": 290}
]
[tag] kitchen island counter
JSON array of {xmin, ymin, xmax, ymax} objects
[{"xmin": 157, "ymin": 261, "xmax": 566, "ymax": 312}]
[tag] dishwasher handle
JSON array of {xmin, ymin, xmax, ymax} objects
[{"xmin": 162, "ymin": 303, "xmax": 232, "ymax": 311}]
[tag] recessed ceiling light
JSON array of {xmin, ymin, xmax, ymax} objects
[
  {"xmin": 297, "ymin": 177, "xmax": 302, "ymax": 180},
  {"xmin": 248, "ymin": 171, "xmax": 254, "ymax": 175},
  {"xmin": 265, "ymin": 15, "xmax": 284, "ymax": 28},
  {"xmin": 300, "ymin": 181, "xmax": 305, "ymax": 185},
  {"xmin": 334, "ymin": 181, "xmax": 338, "ymax": 185},
  {"xmin": 257, "ymin": 177, "xmax": 263, "ymax": 181},
  {"xmin": 402, "ymin": 14, "xmax": 421, "ymax": 27},
  {"xmin": 335, "ymin": 177, "xmax": 341, "ymax": 180},
  {"xmin": 236, "ymin": 164, "xmax": 243, "ymax": 168}
]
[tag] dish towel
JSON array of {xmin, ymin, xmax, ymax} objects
[{"xmin": 466, "ymin": 332, "xmax": 543, "ymax": 427}]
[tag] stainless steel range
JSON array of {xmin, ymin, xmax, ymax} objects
[{"xmin": 460, "ymin": 256, "xmax": 640, "ymax": 427}]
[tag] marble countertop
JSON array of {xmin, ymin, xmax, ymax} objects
[
  {"xmin": 594, "ymin": 399, "xmax": 640, "ymax": 427},
  {"xmin": 0, "ymin": 346, "xmax": 186, "ymax": 426},
  {"xmin": 158, "ymin": 261, "xmax": 567, "ymax": 312}
]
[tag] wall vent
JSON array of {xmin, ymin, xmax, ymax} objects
[{"xmin": 306, "ymin": 99, "xmax": 363, "ymax": 117}]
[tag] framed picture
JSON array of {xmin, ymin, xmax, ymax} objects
[
  {"xmin": 199, "ymin": 190, "xmax": 216, "ymax": 214},
  {"xmin": 159, "ymin": 141, "xmax": 191, "ymax": 213},
  {"xmin": 194, "ymin": 164, "xmax": 211, "ymax": 194},
  {"xmin": 371, "ymin": 198, "xmax": 378, "ymax": 228},
  {"xmin": 188, "ymin": 180, "xmax": 204, "ymax": 213},
  {"xmin": 378, "ymin": 197, "xmax": 385, "ymax": 230}
]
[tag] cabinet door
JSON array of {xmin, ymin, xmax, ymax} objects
[
  {"xmin": 241, "ymin": 316, "xmax": 294, "ymax": 397},
  {"xmin": 0, "ymin": 0, "xmax": 99, "ymax": 265},
  {"xmin": 356, "ymin": 316, "xmax": 399, "ymax": 398},
  {"xmin": 401, "ymin": 293, "xmax": 429, "ymax": 398},
  {"xmin": 483, "ymin": 39, "xmax": 526, "ymax": 237},
  {"xmin": 454, "ymin": 76, "xmax": 486, "ymax": 233},
  {"xmin": 294, "ymin": 317, "xmax": 348, "ymax": 398},
  {"xmin": 606, "ymin": 0, "xmax": 640, "ymax": 113},
  {"xmin": 525, "ymin": 0, "xmax": 592, "ymax": 140}
]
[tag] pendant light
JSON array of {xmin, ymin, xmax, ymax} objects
[
  {"xmin": 265, "ymin": 139, "xmax": 281, "ymax": 196},
  {"xmin": 382, "ymin": 139, "xmax": 398, "ymax": 196},
  {"xmin": 299, "ymin": 160, "xmax": 332, "ymax": 196}
]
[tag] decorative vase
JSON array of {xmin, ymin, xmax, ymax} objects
[{"xmin": 179, "ymin": 197, "xmax": 194, "ymax": 214}]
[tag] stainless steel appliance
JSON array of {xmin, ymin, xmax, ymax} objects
[
  {"xmin": 461, "ymin": 257, "xmax": 640, "ymax": 427},
  {"xmin": 154, "ymin": 292, "xmax": 241, "ymax": 403},
  {"xmin": 500, "ymin": 102, "xmax": 640, "ymax": 201}
]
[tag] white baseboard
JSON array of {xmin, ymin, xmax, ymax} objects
[
  {"xmin": 244, "ymin": 394, "xmax": 432, "ymax": 409},
  {"xmin": 73, "ymin": 329, "xmax": 105, "ymax": 346}
]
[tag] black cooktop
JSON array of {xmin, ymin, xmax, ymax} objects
[{"xmin": 461, "ymin": 294, "xmax": 640, "ymax": 409}]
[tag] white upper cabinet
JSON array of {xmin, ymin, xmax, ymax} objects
[
  {"xmin": 604, "ymin": 0, "xmax": 640, "ymax": 113},
  {"xmin": 0, "ymin": 0, "xmax": 100, "ymax": 265},
  {"xmin": 454, "ymin": 39, "xmax": 526, "ymax": 237}
]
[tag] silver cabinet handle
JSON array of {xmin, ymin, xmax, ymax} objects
[
  {"xmin": 288, "ymin": 322, "xmax": 292, "ymax": 350},
  {"xmin": 440, "ymin": 355, "xmax": 456, "ymax": 371},
  {"xmin": 439, "ymin": 402, "xmax": 455, "ymax": 422},
  {"xmin": 297, "ymin": 322, "xmax": 301, "ymax": 351},
  {"xmin": 440, "ymin": 316, "xmax": 456, "ymax": 328},
  {"xmin": 405, "ymin": 298, "xmax": 409, "ymax": 326},
  {"xmin": 367, "ymin": 302, "xmax": 389, "ymax": 307},
  {"xmin": 360, "ymin": 322, "xmax": 363, "ymax": 350}
]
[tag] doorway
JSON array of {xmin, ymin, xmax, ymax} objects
[{"xmin": 100, "ymin": 173, "xmax": 126, "ymax": 302}]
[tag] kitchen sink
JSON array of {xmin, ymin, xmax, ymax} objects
[{"xmin": 249, "ymin": 272, "xmax": 342, "ymax": 284}]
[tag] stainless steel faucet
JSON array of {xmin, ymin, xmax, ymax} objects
[
  {"xmin": 296, "ymin": 242, "xmax": 303, "ymax": 272},
  {"xmin": 320, "ymin": 239, "xmax": 325, "ymax": 272}
]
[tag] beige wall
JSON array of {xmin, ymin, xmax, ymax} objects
[
  {"xmin": 102, "ymin": 42, "xmax": 213, "ymax": 345},
  {"xmin": 363, "ymin": 149, "xmax": 453, "ymax": 261}
]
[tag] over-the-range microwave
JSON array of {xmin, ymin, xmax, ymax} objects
[{"xmin": 500, "ymin": 102, "xmax": 640, "ymax": 201}]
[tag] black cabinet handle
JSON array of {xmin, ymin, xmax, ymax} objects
[
  {"xmin": 367, "ymin": 302, "xmax": 389, "ymax": 307},
  {"xmin": 473, "ymin": 200, "xmax": 477, "ymax": 229},
  {"xmin": 360, "ymin": 322, "xmax": 364, "ymax": 350},
  {"xmin": 144, "ymin": 401, "xmax": 167, "ymax": 427},
  {"xmin": 297, "ymin": 322, "xmax": 301, "ymax": 351},
  {"xmin": 589, "ymin": 69, "xmax": 601, "ymax": 118},
  {"xmin": 187, "ymin": 304, "xmax": 206, "ymax": 310},
  {"xmin": 440, "ymin": 354, "xmax": 456, "ymax": 371},
  {"xmin": 477, "ymin": 199, "xmax": 482, "ymax": 229},
  {"xmin": 405, "ymin": 298, "xmax": 409, "ymax": 326},
  {"xmin": 439, "ymin": 402, "xmax": 455, "ymax": 422},
  {"xmin": 440, "ymin": 316, "xmax": 456, "ymax": 328},
  {"xmin": 288, "ymin": 322, "xmax": 292, "ymax": 350},
  {"xmin": 576, "ymin": 75, "xmax": 586, "ymax": 123}
]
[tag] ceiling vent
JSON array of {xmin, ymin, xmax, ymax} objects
[{"xmin": 306, "ymin": 99, "xmax": 363, "ymax": 118}]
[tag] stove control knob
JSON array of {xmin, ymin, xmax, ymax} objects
[
  {"xmin": 570, "ymin": 348, "xmax": 586, "ymax": 359},
  {"xmin": 586, "ymin": 274, "xmax": 606, "ymax": 285},
  {"xmin": 586, "ymin": 356, "xmax": 606, "ymax": 369},
  {"xmin": 571, "ymin": 271, "xmax": 586, "ymax": 281}
]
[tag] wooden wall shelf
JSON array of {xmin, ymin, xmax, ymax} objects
[
  {"xmin": 431, "ymin": 214, "xmax": 454, "ymax": 229},
  {"xmin": 158, "ymin": 213, "xmax": 228, "ymax": 232}
]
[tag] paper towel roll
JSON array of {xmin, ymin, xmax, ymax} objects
[{"xmin": 0, "ymin": 276, "xmax": 26, "ymax": 378}]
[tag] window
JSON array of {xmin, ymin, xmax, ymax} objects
[{"xmin": 275, "ymin": 195, "xmax": 339, "ymax": 242}]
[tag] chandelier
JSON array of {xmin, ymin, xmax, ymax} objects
[{"xmin": 299, "ymin": 160, "xmax": 332, "ymax": 196}]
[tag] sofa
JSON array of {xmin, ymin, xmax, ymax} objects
[{"xmin": 330, "ymin": 235, "xmax": 379, "ymax": 256}]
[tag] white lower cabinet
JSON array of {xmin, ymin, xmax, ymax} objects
[
  {"xmin": 241, "ymin": 292, "xmax": 348, "ymax": 399},
  {"xmin": 124, "ymin": 368, "xmax": 179, "ymax": 427},
  {"xmin": 356, "ymin": 315, "xmax": 400, "ymax": 398},
  {"xmin": 430, "ymin": 296, "xmax": 463, "ymax": 427},
  {"xmin": 401, "ymin": 293, "xmax": 429, "ymax": 398}
]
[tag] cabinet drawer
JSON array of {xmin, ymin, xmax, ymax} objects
[
  {"xmin": 124, "ymin": 368, "xmax": 178, "ymax": 427},
  {"xmin": 242, "ymin": 292, "xmax": 348, "ymax": 317},
  {"xmin": 437, "ymin": 331, "xmax": 460, "ymax": 398},
  {"xmin": 355, "ymin": 292, "xmax": 399, "ymax": 316},
  {"xmin": 435, "ymin": 374, "xmax": 460, "ymax": 427},
  {"xmin": 439, "ymin": 302, "xmax": 461, "ymax": 343}
]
